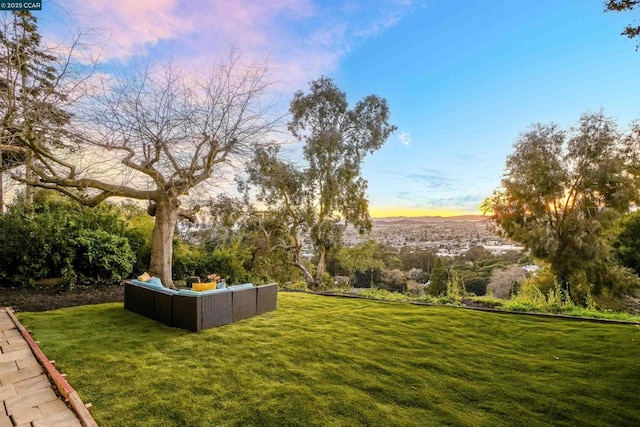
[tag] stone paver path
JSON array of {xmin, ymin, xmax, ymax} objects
[{"xmin": 0, "ymin": 307, "xmax": 93, "ymax": 427}]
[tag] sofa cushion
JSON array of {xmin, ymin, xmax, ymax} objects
[
  {"xmin": 227, "ymin": 283, "xmax": 254, "ymax": 291},
  {"xmin": 200, "ymin": 288, "xmax": 230, "ymax": 295},
  {"xmin": 192, "ymin": 282, "xmax": 217, "ymax": 291},
  {"xmin": 130, "ymin": 279, "xmax": 160, "ymax": 288},
  {"xmin": 177, "ymin": 289, "xmax": 201, "ymax": 296}
]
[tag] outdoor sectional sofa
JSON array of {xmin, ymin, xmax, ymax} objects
[{"xmin": 124, "ymin": 281, "xmax": 278, "ymax": 332}]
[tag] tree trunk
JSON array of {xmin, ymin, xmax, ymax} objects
[
  {"xmin": 295, "ymin": 263, "xmax": 315, "ymax": 287},
  {"xmin": 292, "ymin": 244, "xmax": 315, "ymax": 287},
  {"xmin": 559, "ymin": 274, "xmax": 573, "ymax": 304},
  {"xmin": 315, "ymin": 245, "xmax": 327, "ymax": 287},
  {"xmin": 148, "ymin": 197, "xmax": 179, "ymax": 289},
  {"xmin": 0, "ymin": 150, "xmax": 3, "ymax": 216}
]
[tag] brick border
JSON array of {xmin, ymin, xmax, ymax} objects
[{"xmin": 5, "ymin": 307, "xmax": 99, "ymax": 427}]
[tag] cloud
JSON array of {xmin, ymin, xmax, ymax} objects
[
  {"xmin": 405, "ymin": 171, "xmax": 456, "ymax": 190},
  {"xmin": 398, "ymin": 132, "xmax": 411, "ymax": 146},
  {"xmin": 46, "ymin": 1, "xmax": 420, "ymax": 92},
  {"xmin": 409, "ymin": 195, "xmax": 485, "ymax": 208},
  {"xmin": 55, "ymin": 0, "xmax": 194, "ymax": 59},
  {"xmin": 395, "ymin": 191, "xmax": 414, "ymax": 200}
]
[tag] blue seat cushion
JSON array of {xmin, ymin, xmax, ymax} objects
[
  {"xmin": 130, "ymin": 279, "xmax": 161, "ymax": 289},
  {"xmin": 227, "ymin": 283, "xmax": 254, "ymax": 291},
  {"xmin": 177, "ymin": 289, "xmax": 201, "ymax": 296},
  {"xmin": 200, "ymin": 288, "xmax": 230, "ymax": 295},
  {"xmin": 130, "ymin": 278, "xmax": 165, "ymax": 289}
]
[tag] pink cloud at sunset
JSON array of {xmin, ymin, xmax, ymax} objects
[{"xmin": 50, "ymin": 0, "xmax": 417, "ymax": 91}]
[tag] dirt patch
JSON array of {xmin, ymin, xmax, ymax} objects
[{"xmin": 0, "ymin": 283, "xmax": 124, "ymax": 312}]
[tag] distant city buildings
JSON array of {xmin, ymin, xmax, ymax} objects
[{"xmin": 339, "ymin": 219, "xmax": 520, "ymax": 257}]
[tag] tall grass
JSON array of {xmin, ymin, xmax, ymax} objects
[{"xmin": 18, "ymin": 293, "xmax": 640, "ymax": 426}]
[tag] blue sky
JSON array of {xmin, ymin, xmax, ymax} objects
[{"xmin": 41, "ymin": 0, "xmax": 640, "ymax": 217}]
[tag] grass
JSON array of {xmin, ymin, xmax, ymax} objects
[
  {"xmin": 316, "ymin": 285, "xmax": 640, "ymax": 323},
  {"xmin": 17, "ymin": 293, "xmax": 640, "ymax": 426}
]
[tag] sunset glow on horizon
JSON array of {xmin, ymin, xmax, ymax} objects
[{"xmin": 368, "ymin": 206, "xmax": 481, "ymax": 219}]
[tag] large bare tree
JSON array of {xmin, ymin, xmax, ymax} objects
[{"xmin": 14, "ymin": 55, "xmax": 277, "ymax": 287}]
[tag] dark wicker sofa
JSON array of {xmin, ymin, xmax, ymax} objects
[{"xmin": 124, "ymin": 281, "xmax": 278, "ymax": 332}]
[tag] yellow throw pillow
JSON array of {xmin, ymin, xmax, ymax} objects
[
  {"xmin": 192, "ymin": 282, "xmax": 217, "ymax": 292},
  {"xmin": 138, "ymin": 272, "xmax": 151, "ymax": 282}
]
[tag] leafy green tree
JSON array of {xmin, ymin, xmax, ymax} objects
[
  {"xmin": 459, "ymin": 245, "xmax": 494, "ymax": 263},
  {"xmin": 198, "ymin": 195, "xmax": 303, "ymax": 284},
  {"xmin": 605, "ymin": 0, "xmax": 640, "ymax": 48},
  {"xmin": 399, "ymin": 247, "xmax": 437, "ymax": 273},
  {"xmin": 246, "ymin": 77, "xmax": 396, "ymax": 288},
  {"xmin": 613, "ymin": 212, "xmax": 640, "ymax": 275},
  {"xmin": 428, "ymin": 258, "xmax": 448, "ymax": 296},
  {"xmin": 483, "ymin": 112, "xmax": 640, "ymax": 302},
  {"xmin": 336, "ymin": 240, "xmax": 385, "ymax": 287}
]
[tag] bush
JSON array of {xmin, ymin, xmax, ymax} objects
[
  {"xmin": 73, "ymin": 229, "xmax": 135, "ymax": 283},
  {"xmin": 446, "ymin": 270, "xmax": 466, "ymax": 300},
  {"xmin": 487, "ymin": 265, "xmax": 527, "ymax": 299},
  {"xmin": 380, "ymin": 269, "xmax": 407, "ymax": 292},
  {"xmin": 0, "ymin": 191, "xmax": 140, "ymax": 286},
  {"xmin": 464, "ymin": 276, "xmax": 489, "ymax": 296}
]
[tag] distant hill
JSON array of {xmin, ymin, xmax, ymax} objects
[{"xmin": 372, "ymin": 215, "xmax": 484, "ymax": 225}]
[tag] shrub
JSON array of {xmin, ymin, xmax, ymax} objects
[
  {"xmin": 380, "ymin": 269, "xmax": 407, "ymax": 292},
  {"xmin": 446, "ymin": 270, "xmax": 466, "ymax": 300},
  {"xmin": 487, "ymin": 265, "xmax": 527, "ymax": 299},
  {"xmin": 0, "ymin": 191, "xmax": 140, "ymax": 286},
  {"xmin": 73, "ymin": 229, "xmax": 135, "ymax": 283},
  {"xmin": 464, "ymin": 276, "xmax": 488, "ymax": 296}
]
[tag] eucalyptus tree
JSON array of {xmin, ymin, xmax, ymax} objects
[
  {"xmin": 14, "ymin": 55, "xmax": 277, "ymax": 287},
  {"xmin": 246, "ymin": 77, "xmax": 396, "ymax": 288},
  {"xmin": 483, "ymin": 112, "xmax": 640, "ymax": 302}
]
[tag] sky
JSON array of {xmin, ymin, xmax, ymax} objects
[{"xmin": 37, "ymin": 0, "xmax": 640, "ymax": 217}]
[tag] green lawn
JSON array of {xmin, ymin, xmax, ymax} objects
[{"xmin": 17, "ymin": 293, "xmax": 640, "ymax": 426}]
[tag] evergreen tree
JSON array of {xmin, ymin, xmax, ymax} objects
[
  {"xmin": 428, "ymin": 258, "xmax": 448, "ymax": 296},
  {"xmin": 0, "ymin": 11, "xmax": 72, "ymax": 209}
]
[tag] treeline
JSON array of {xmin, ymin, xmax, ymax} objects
[
  {"xmin": 0, "ymin": 189, "xmax": 524, "ymax": 291},
  {"xmin": 0, "ymin": 189, "xmax": 529, "ymax": 291},
  {"xmin": 4, "ymin": 188, "xmax": 640, "ymax": 313}
]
